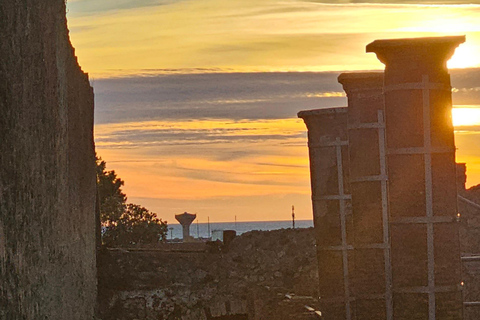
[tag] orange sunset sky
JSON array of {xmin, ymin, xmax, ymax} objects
[{"xmin": 66, "ymin": 0, "xmax": 480, "ymax": 223}]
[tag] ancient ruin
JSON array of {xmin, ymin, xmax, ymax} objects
[
  {"xmin": 340, "ymin": 72, "xmax": 392, "ymax": 319},
  {"xmin": 300, "ymin": 36, "xmax": 469, "ymax": 320},
  {"xmin": 297, "ymin": 108, "xmax": 351, "ymax": 318},
  {"xmin": 3, "ymin": 5, "xmax": 479, "ymax": 318},
  {"xmin": 98, "ymin": 228, "xmax": 319, "ymax": 320},
  {"xmin": 0, "ymin": 1, "xmax": 97, "ymax": 319},
  {"xmin": 457, "ymin": 165, "xmax": 480, "ymax": 320},
  {"xmin": 370, "ymin": 36, "xmax": 464, "ymax": 320}
]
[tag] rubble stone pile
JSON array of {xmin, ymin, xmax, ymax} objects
[{"xmin": 98, "ymin": 227, "xmax": 318, "ymax": 320}]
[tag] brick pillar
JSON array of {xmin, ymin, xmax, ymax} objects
[
  {"xmin": 298, "ymin": 108, "xmax": 352, "ymax": 320},
  {"xmin": 339, "ymin": 72, "xmax": 393, "ymax": 320},
  {"xmin": 367, "ymin": 36, "xmax": 465, "ymax": 320}
]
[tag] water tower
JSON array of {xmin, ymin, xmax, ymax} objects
[{"xmin": 175, "ymin": 212, "xmax": 196, "ymax": 241}]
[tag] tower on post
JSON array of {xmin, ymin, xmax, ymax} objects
[{"xmin": 175, "ymin": 212, "xmax": 197, "ymax": 242}]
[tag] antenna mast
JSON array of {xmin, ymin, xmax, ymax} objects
[{"xmin": 292, "ymin": 205, "xmax": 295, "ymax": 229}]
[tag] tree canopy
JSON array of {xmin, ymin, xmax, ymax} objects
[
  {"xmin": 96, "ymin": 156, "xmax": 167, "ymax": 246},
  {"xmin": 96, "ymin": 158, "xmax": 126, "ymax": 227}
]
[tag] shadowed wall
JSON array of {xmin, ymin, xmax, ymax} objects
[{"xmin": 0, "ymin": 1, "xmax": 96, "ymax": 319}]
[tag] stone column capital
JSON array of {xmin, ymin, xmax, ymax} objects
[
  {"xmin": 366, "ymin": 36, "xmax": 465, "ymax": 70},
  {"xmin": 337, "ymin": 72, "xmax": 384, "ymax": 94},
  {"xmin": 298, "ymin": 107, "xmax": 348, "ymax": 137}
]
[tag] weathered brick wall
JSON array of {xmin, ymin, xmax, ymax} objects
[
  {"xmin": 459, "ymin": 187, "xmax": 480, "ymax": 320},
  {"xmin": 0, "ymin": 1, "xmax": 96, "ymax": 319},
  {"xmin": 98, "ymin": 228, "xmax": 318, "ymax": 320}
]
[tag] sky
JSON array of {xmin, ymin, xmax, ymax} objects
[{"xmin": 66, "ymin": 0, "xmax": 480, "ymax": 224}]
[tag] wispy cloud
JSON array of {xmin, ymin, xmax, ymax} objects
[
  {"xmin": 305, "ymin": 0, "xmax": 480, "ymax": 3},
  {"xmin": 95, "ymin": 119, "xmax": 307, "ymax": 149},
  {"xmin": 67, "ymin": 0, "xmax": 480, "ymax": 77},
  {"xmin": 93, "ymin": 72, "xmax": 346, "ymax": 124},
  {"xmin": 67, "ymin": 0, "xmax": 180, "ymax": 15}
]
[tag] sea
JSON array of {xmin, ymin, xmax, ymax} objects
[{"xmin": 167, "ymin": 219, "xmax": 313, "ymax": 240}]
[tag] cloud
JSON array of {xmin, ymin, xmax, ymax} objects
[
  {"xmin": 451, "ymin": 68, "xmax": 480, "ymax": 104},
  {"xmin": 163, "ymin": 163, "xmax": 308, "ymax": 187},
  {"xmin": 95, "ymin": 118, "xmax": 308, "ymax": 149},
  {"xmin": 93, "ymin": 72, "xmax": 346, "ymax": 124},
  {"xmin": 67, "ymin": 0, "xmax": 179, "ymax": 15},
  {"xmin": 67, "ymin": 0, "xmax": 480, "ymax": 77},
  {"xmin": 305, "ymin": 0, "xmax": 480, "ymax": 3},
  {"xmin": 92, "ymin": 70, "xmax": 480, "ymax": 125}
]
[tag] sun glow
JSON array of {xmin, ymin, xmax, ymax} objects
[
  {"xmin": 449, "ymin": 43, "xmax": 480, "ymax": 69},
  {"xmin": 67, "ymin": 1, "xmax": 480, "ymax": 77},
  {"xmin": 452, "ymin": 106, "xmax": 480, "ymax": 127}
]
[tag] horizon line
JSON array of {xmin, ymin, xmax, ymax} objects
[
  {"xmin": 169, "ymin": 219, "xmax": 313, "ymax": 225},
  {"xmin": 88, "ymin": 66, "xmax": 480, "ymax": 80}
]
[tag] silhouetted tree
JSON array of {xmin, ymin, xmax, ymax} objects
[
  {"xmin": 96, "ymin": 156, "xmax": 168, "ymax": 246},
  {"xmin": 102, "ymin": 203, "xmax": 168, "ymax": 247},
  {"xmin": 96, "ymin": 156, "xmax": 126, "ymax": 227}
]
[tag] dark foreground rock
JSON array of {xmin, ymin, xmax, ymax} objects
[{"xmin": 98, "ymin": 227, "xmax": 318, "ymax": 320}]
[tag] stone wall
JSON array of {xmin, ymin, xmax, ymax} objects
[
  {"xmin": 98, "ymin": 228, "xmax": 318, "ymax": 320},
  {"xmin": 0, "ymin": 1, "xmax": 97, "ymax": 319},
  {"xmin": 458, "ymin": 186, "xmax": 480, "ymax": 320}
]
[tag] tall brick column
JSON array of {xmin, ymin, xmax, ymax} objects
[
  {"xmin": 367, "ymin": 36, "xmax": 465, "ymax": 320},
  {"xmin": 339, "ymin": 72, "xmax": 393, "ymax": 320},
  {"xmin": 298, "ymin": 108, "xmax": 352, "ymax": 320}
]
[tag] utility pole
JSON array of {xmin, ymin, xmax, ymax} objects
[
  {"xmin": 207, "ymin": 216, "xmax": 210, "ymax": 239},
  {"xmin": 292, "ymin": 205, "xmax": 295, "ymax": 229}
]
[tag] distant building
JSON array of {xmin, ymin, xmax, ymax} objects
[{"xmin": 175, "ymin": 212, "xmax": 196, "ymax": 242}]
